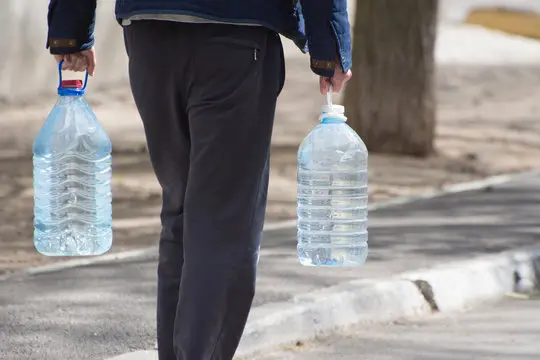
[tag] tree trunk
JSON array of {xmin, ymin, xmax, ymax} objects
[{"xmin": 344, "ymin": 0, "xmax": 438, "ymax": 157}]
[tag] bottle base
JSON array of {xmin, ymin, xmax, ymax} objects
[
  {"xmin": 34, "ymin": 230, "xmax": 113, "ymax": 257},
  {"xmin": 34, "ymin": 247, "xmax": 112, "ymax": 257},
  {"xmin": 298, "ymin": 245, "xmax": 368, "ymax": 267}
]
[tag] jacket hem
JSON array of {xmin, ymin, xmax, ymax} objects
[{"xmin": 116, "ymin": 8, "xmax": 307, "ymax": 52}]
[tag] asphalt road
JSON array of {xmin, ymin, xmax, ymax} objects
[
  {"xmin": 249, "ymin": 297, "xmax": 540, "ymax": 360},
  {"xmin": 1, "ymin": 176, "xmax": 539, "ymax": 360}
]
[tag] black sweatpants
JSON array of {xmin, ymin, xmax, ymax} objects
[{"xmin": 123, "ymin": 21, "xmax": 285, "ymax": 360}]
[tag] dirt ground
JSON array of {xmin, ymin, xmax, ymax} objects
[{"xmin": 0, "ymin": 62, "xmax": 539, "ymax": 275}]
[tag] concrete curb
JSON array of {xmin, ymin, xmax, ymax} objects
[
  {"xmin": 103, "ymin": 280, "xmax": 431, "ymax": 360},
  {"xmin": 103, "ymin": 245, "xmax": 540, "ymax": 360},
  {"xmin": 3, "ymin": 168, "xmax": 539, "ymax": 282},
  {"xmin": 104, "ymin": 351, "xmax": 157, "ymax": 360},
  {"xmin": 236, "ymin": 279, "xmax": 431, "ymax": 357},
  {"xmin": 399, "ymin": 245, "xmax": 540, "ymax": 312},
  {"xmin": 236, "ymin": 245, "xmax": 540, "ymax": 358}
]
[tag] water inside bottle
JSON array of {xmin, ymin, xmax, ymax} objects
[
  {"xmin": 33, "ymin": 75, "xmax": 113, "ymax": 256},
  {"xmin": 297, "ymin": 105, "xmax": 368, "ymax": 266}
]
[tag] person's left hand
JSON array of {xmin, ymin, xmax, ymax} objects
[{"xmin": 53, "ymin": 48, "xmax": 96, "ymax": 76}]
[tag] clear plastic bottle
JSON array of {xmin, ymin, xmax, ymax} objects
[
  {"xmin": 33, "ymin": 65, "xmax": 113, "ymax": 256},
  {"xmin": 297, "ymin": 103, "xmax": 368, "ymax": 267}
]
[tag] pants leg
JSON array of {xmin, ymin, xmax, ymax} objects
[
  {"xmin": 173, "ymin": 25, "xmax": 284, "ymax": 360},
  {"xmin": 123, "ymin": 21, "xmax": 191, "ymax": 360},
  {"xmin": 125, "ymin": 21, "xmax": 285, "ymax": 360}
]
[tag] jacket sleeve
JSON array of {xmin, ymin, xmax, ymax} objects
[
  {"xmin": 46, "ymin": 0, "xmax": 97, "ymax": 55},
  {"xmin": 299, "ymin": 0, "xmax": 352, "ymax": 77}
]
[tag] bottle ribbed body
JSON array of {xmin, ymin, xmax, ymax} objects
[
  {"xmin": 33, "ymin": 96, "xmax": 112, "ymax": 256},
  {"xmin": 297, "ymin": 115, "xmax": 368, "ymax": 267}
]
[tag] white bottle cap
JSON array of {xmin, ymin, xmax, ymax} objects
[
  {"xmin": 320, "ymin": 104, "xmax": 347, "ymax": 122},
  {"xmin": 322, "ymin": 104, "xmax": 345, "ymax": 115}
]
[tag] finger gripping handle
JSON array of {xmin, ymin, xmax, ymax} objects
[{"xmin": 57, "ymin": 59, "xmax": 89, "ymax": 91}]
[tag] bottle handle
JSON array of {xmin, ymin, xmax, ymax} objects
[
  {"xmin": 326, "ymin": 85, "xmax": 333, "ymax": 106},
  {"xmin": 57, "ymin": 60, "xmax": 89, "ymax": 91}
]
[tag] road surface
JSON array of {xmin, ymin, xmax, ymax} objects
[{"xmin": 1, "ymin": 176, "xmax": 539, "ymax": 360}]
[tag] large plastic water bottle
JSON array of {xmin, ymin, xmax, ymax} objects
[
  {"xmin": 33, "ymin": 63, "xmax": 113, "ymax": 256},
  {"xmin": 297, "ymin": 100, "xmax": 368, "ymax": 267}
]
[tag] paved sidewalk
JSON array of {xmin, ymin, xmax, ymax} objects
[
  {"xmin": 0, "ymin": 175, "xmax": 539, "ymax": 360},
  {"xmin": 248, "ymin": 297, "xmax": 540, "ymax": 360}
]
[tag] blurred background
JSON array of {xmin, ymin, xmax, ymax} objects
[{"xmin": 0, "ymin": 0, "xmax": 539, "ymax": 274}]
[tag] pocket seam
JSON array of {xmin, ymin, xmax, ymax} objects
[{"xmin": 206, "ymin": 38, "xmax": 260, "ymax": 51}]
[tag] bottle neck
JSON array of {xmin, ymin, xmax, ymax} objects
[
  {"xmin": 56, "ymin": 95, "xmax": 85, "ymax": 105},
  {"xmin": 58, "ymin": 86, "xmax": 86, "ymax": 97},
  {"xmin": 320, "ymin": 112, "xmax": 347, "ymax": 123}
]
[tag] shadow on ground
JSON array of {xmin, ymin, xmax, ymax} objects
[{"xmin": 254, "ymin": 176, "xmax": 540, "ymax": 304}]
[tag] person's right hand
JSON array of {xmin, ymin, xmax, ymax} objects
[
  {"xmin": 320, "ymin": 63, "xmax": 352, "ymax": 95},
  {"xmin": 53, "ymin": 48, "xmax": 96, "ymax": 76}
]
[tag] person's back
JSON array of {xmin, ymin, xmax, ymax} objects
[{"xmin": 47, "ymin": 1, "xmax": 352, "ymax": 359}]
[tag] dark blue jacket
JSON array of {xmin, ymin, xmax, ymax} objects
[{"xmin": 47, "ymin": 0, "xmax": 352, "ymax": 77}]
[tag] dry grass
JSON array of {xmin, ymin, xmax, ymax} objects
[{"xmin": 466, "ymin": 7, "xmax": 540, "ymax": 40}]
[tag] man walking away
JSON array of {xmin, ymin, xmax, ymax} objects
[{"xmin": 46, "ymin": 1, "xmax": 352, "ymax": 359}]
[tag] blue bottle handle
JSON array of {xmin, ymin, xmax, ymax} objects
[{"xmin": 57, "ymin": 59, "xmax": 89, "ymax": 91}]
